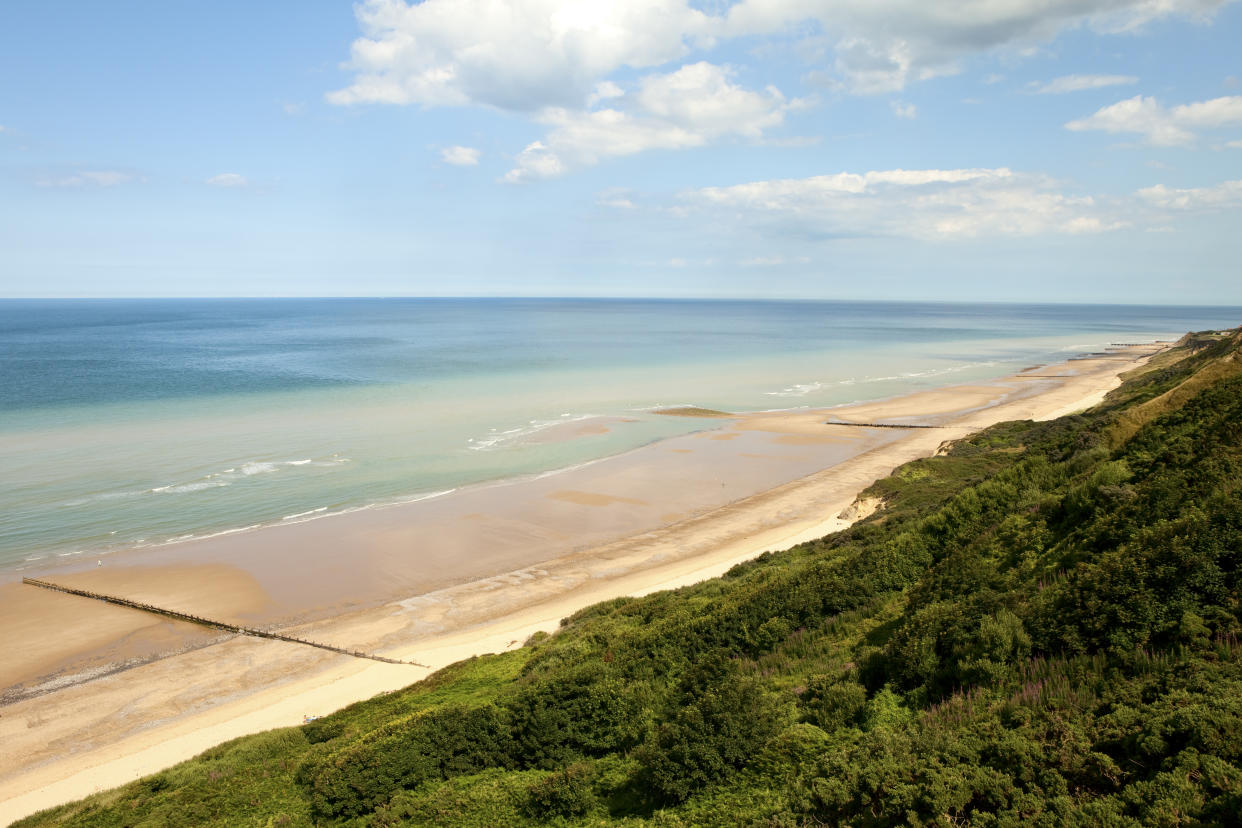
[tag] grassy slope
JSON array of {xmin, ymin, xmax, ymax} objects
[{"xmin": 18, "ymin": 332, "xmax": 1242, "ymax": 827}]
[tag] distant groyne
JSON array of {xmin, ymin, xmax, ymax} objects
[
  {"xmin": 22, "ymin": 577, "xmax": 425, "ymax": 668},
  {"xmin": 825, "ymin": 419, "xmax": 943, "ymax": 429}
]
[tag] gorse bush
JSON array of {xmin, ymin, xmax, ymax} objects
[{"xmin": 20, "ymin": 330, "xmax": 1242, "ymax": 827}]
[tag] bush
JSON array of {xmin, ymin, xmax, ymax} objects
[{"xmin": 524, "ymin": 763, "xmax": 598, "ymax": 819}]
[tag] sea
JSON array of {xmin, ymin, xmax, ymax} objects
[{"xmin": 2, "ymin": 298, "xmax": 1238, "ymax": 573}]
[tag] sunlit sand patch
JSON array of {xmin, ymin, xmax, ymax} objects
[
  {"xmin": 772, "ymin": 433, "xmax": 853, "ymax": 446},
  {"xmin": 547, "ymin": 490, "xmax": 647, "ymax": 507},
  {"xmin": 46, "ymin": 563, "xmax": 272, "ymax": 623},
  {"xmin": 651, "ymin": 406, "xmax": 733, "ymax": 418},
  {"xmin": 522, "ymin": 416, "xmax": 639, "ymax": 445}
]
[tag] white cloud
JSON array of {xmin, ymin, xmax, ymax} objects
[
  {"xmin": 329, "ymin": 0, "xmax": 712, "ymax": 111},
  {"xmin": 682, "ymin": 167, "xmax": 1125, "ymax": 240},
  {"xmin": 206, "ymin": 173, "xmax": 248, "ymax": 188},
  {"xmin": 1173, "ymin": 95, "xmax": 1242, "ymax": 127},
  {"xmin": 597, "ymin": 187, "xmax": 637, "ymax": 208},
  {"xmin": 829, "ymin": 36, "xmax": 920, "ymax": 95},
  {"xmin": 504, "ymin": 109, "xmax": 698, "ymax": 183},
  {"xmin": 1030, "ymin": 74, "xmax": 1138, "ymax": 94},
  {"xmin": 1066, "ymin": 94, "xmax": 1242, "ymax": 145},
  {"xmin": 635, "ymin": 62, "xmax": 789, "ymax": 138},
  {"xmin": 587, "ymin": 81, "xmax": 625, "ymax": 107},
  {"xmin": 328, "ymin": 0, "xmax": 1237, "ymax": 179},
  {"xmin": 720, "ymin": 0, "xmax": 1229, "ymax": 94},
  {"xmin": 1137, "ymin": 179, "xmax": 1242, "ymax": 210},
  {"xmin": 441, "ymin": 145, "xmax": 481, "ymax": 166},
  {"xmin": 1227, "ymin": 139, "xmax": 1242, "ymax": 149},
  {"xmin": 36, "ymin": 170, "xmax": 133, "ymax": 188},
  {"xmin": 504, "ymin": 62, "xmax": 794, "ymax": 182},
  {"xmin": 890, "ymin": 101, "xmax": 917, "ymax": 119},
  {"xmin": 331, "ymin": 0, "xmax": 1233, "ymax": 110}
]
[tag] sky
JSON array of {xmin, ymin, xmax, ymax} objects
[{"xmin": 1, "ymin": 0, "xmax": 1240, "ymax": 303}]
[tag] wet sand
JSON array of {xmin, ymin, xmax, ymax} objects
[{"xmin": 0, "ymin": 344, "xmax": 1163, "ymax": 824}]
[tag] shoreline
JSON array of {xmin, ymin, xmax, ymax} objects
[
  {"xmin": 0, "ymin": 343, "xmax": 1163, "ymax": 824},
  {"xmin": 0, "ymin": 342, "xmax": 1144, "ymax": 584}
]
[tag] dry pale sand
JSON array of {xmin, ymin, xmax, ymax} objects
[{"xmin": 0, "ymin": 345, "xmax": 1162, "ymax": 825}]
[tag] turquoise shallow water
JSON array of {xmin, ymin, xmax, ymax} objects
[{"xmin": 1, "ymin": 298, "xmax": 1238, "ymax": 571}]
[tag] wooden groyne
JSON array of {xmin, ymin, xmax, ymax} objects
[
  {"xmin": 21, "ymin": 577, "xmax": 426, "ymax": 668},
  {"xmin": 1068, "ymin": 354, "xmax": 1135, "ymax": 361},
  {"xmin": 825, "ymin": 419, "xmax": 942, "ymax": 429}
]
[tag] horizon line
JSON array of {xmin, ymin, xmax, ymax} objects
[{"xmin": 2, "ymin": 295, "xmax": 1241, "ymax": 309}]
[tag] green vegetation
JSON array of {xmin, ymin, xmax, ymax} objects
[{"xmin": 19, "ymin": 331, "xmax": 1242, "ymax": 827}]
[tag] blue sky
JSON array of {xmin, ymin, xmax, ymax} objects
[{"xmin": 2, "ymin": 0, "xmax": 1240, "ymax": 302}]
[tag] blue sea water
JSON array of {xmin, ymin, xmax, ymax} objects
[{"xmin": 1, "ymin": 298, "xmax": 1238, "ymax": 572}]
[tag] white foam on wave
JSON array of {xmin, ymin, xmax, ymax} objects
[
  {"xmin": 137, "ymin": 523, "xmax": 264, "ymax": 549},
  {"xmin": 764, "ymin": 361, "xmax": 1001, "ymax": 398},
  {"xmin": 342, "ymin": 489, "xmax": 458, "ymax": 513},
  {"xmin": 466, "ymin": 413, "xmax": 601, "ymax": 452},
  {"xmin": 150, "ymin": 479, "xmax": 231, "ymax": 494},
  {"xmin": 766, "ymin": 382, "xmax": 826, "ymax": 398},
  {"xmin": 257, "ymin": 487, "xmax": 459, "ymax": 530},
  {"xmin": 148, "ymin": 456, "xmax": 350, "ymax": 495},
  {"xmin": 282, "ymin": 506, "xmax": 328, "ymax": 521},
  {"xmin": 391, "ymin": 488, "xmax": 457, "ymax": 506},
  {"xmin": 55, "ymin": 455, "xmax": 354, "ymax": 513},
  {"xmin": 61, "ymin": 489, "xmax": 144, "ymax": 506},
  {"xmin": 530, "ymin": 456, "xmax": 611, "ymax": 481}
]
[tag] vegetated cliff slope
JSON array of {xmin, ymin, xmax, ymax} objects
[{"xmin": 20, "ymin": 330, "xmax": 1242, "ymax": 827}]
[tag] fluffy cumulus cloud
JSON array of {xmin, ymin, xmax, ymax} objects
[
  {"xmin": 1066, "ymin": 94, "xmax": 1242, "ymax": 145},
  {"xmin": 1030, "ymin": 74, "xmax": 1138, "ymax": 94},
  {"xmin": 441, "ymin": 145, "xmax": 481, "ymax": 166},
  {"xmin": 504, "ymin": 62, "xmax": 797, "ymax": 181},
  {"xmin": 681, "ymin": 168, "xmax": 1125, "ymax": 240},
  {"xmin": 206, "ymin": 173, "xmax": 248, "ymax": 188},
  {"xmin": 328, "ymin": 0, "xmax": 712, "ymax": 111}
]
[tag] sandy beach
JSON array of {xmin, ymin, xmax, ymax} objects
[{"xmin": 0, "ymin": 343, "xmax": 1163, "ymax": 824}]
